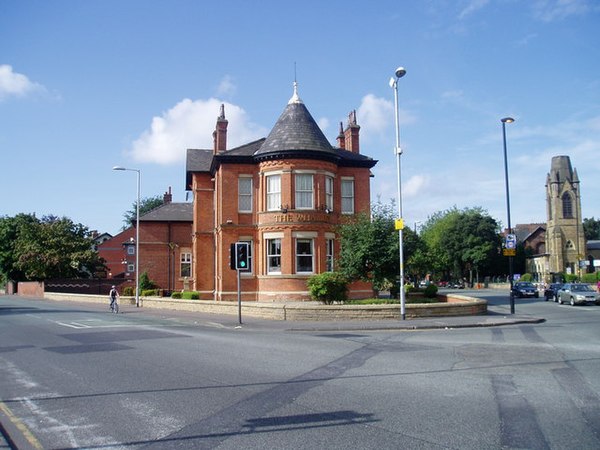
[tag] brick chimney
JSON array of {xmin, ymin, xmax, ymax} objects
[
  {"xmin": 163, "ymin": 186, "xmax": 172, "ymax": 204},
  {"xmin": 336, "ymin": 122, "xmax": 345, "ymax": 149},
  {"xmin": 213, "ymin": 104, "xmax": 228, "ymax": 154},
  {"xmin": 343, "ymin": 110, "xmax": 360, "ymax": 154}
]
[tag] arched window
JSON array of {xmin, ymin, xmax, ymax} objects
[{"xmin": 562, "ymin": 192, "xmax": 573, "ymax": 218}]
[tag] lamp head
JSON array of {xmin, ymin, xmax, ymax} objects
[
  {"xmin": 501, "ymin": 117, "xmax": 515, "ymax": 124},
  {"xmin": 395, "ymin": 67, "xmax": 407, "ymax": 79},
  {"xmin": 113, "ymin": 166, "xmax": 126, "ymax": 171}
]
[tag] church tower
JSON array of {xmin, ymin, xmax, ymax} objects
[{"xmin": 545, "ymin": 155, "xmax": 585, "ymax": 276}]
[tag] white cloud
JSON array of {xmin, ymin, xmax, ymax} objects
[
  {"xmin": 216, "ymin": 75, "xmax": 236, "ymax": 98},
  {"xmin": 356, "ymin": 94, "xmax": 416, "ymax": 142},
  {"xmin": 128, "ymin": 98, "xmax": 267, "ymax": 164},
  {"xmin": 458, "ymin": 0, "xmax": 490, "ymax": 20},
  {"xmin": 0, "ymin": 64, "xmax": 44, "ymax": 100},
  {"xmin": 532, "ymin": 0, "xmax": 595, "ymax": 22},
  {"xmin": 404, "ymin": 174, "xmax": 431, "ymax": 197}
]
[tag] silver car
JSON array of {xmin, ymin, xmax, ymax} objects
[{"xmin": 557, "ymin": 283, "xmax": 600, "ymax": 306}]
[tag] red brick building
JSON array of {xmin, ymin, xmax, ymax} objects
[
  {"xmin": 185, "ymin": 84, "xmax": 377, "ymax": 301},
  {"xmin": 97, "ymin": 190, "xmax": 193, "ymax": 293}
]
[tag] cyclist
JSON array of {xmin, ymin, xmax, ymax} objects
[{"xmin": 109, "ymin": 285, "xmax": 119, "ymax": 313}]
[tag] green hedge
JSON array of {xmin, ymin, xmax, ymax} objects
[
  {"xmin": 171, "ymin": 291, "xmax": 200, "ymax": 300},
  {"xmin": 141, "ymin": 289, "xmax": 160, "ymax": 297},
  {"xmin": 581, "ymin": 272, "xmax": 600, "ymax": 283}
]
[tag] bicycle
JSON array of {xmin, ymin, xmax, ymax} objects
[{"xmin": 110, "ymin": 297, "xmax": 119, "ymax": 314}]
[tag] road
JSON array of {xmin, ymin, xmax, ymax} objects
[{"xmin": 1, "ymin": 292, "xmax": 599, "ymax": 449}]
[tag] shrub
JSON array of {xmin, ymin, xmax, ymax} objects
[
  {"xmin": 404, "ymin": 284, "xmax": 417, "ymax": 295},
  {"xmin": 564, "ymin": 273, "xmax": 579, "ymax": 283},
  {"xmin": 423, "ymin": 283, "xmax": 438, "ymax": 298},
  {"xmin": 182, "ymin": 291, "xmax": 200, "ymax": 300},
  {"xmin": 122, "ymin": 286, "xmax": 134, "ymax": 296},
  {"xmin": 307, "ymin": 272, "xmax": 348, "ymax": 304},
  {"xmin": 141, "ymin": 289, "xmax": 160, "ymax": 297},
  {"xmin": 581, "ymin": 272, "xmax": 600, "ymax": 283},
  {"xmin": 519, "ymin": 273, "xmax": 533, "ymax": 282},
  {"xmin": 171, "ymin": 291, "xmax": 182, "ymax": 299},
  {"xmin": 139, "ymin": 272, "xmax": 156, "ymax": 290}
]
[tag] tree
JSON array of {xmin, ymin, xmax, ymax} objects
[
  {"xmin": 122, "ymin": 195, "xmax": 163, "ymax": 230},
  {"xmin": 0, "ymin": 213, "xmax": 38, "ymax": 282},
  {"xmin": 583, "ymin": 217, "xmax": 600, "ymax": 240},
  {"xmin": 337, "ymin": 199, "xmax": 419, "ymax": 291},
  {"xmin": 420, "ymin": 207, "xmax": 501, "ymax": 282},
  {"xmin": 0, "ymin": 214, "xmax": 106, "ymax": 281}
]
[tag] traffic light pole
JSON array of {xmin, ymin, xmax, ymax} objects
[{"xmin": 237, "ymin": 268, "xmax": 242, "ymax": 325}]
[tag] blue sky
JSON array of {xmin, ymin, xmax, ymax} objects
[{"xmin": 1, "ymin": 0, "xmax": 599, "ymax": 235}]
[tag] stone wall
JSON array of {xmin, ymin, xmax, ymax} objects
[{"xmin": 42, "ymin": 292, "xmax": 486, "ymax": 321}]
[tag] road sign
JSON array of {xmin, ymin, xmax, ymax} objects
[
  {"xmin": 395, "ymin": 219, "xmax": 404, "ymax": 230},
  {"xmin": 505, "ymin": 234, "xmax": 516, "ymax": 249},
  {"xmin": 503, "ymin": 248, "xmax": 516, "ymax": 257}
]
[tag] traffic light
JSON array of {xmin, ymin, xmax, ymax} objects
[{"xmin": 231, "ymin": 242, "xmax": 249, "ymax": 271}]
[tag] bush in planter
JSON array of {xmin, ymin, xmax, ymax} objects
[
  {"xmin": 141, "ymin": 289, "xmax": 160, "ymax": 297},
  {"xmin": 182, "ymin": 291, "xmax": 200, "ymax": 300},
  {"xmin": 122, "ymin": 286, "xmax": 134, "ymax": 296},
  {"xmin": 171, "ymin": 291, "xmax": 182, "ymax": 299},
  {"xmin": 423, "ymin": 283, "xmax": 438, "ymax": 298},
  {"xmin": 307, "ymin": 272, "xmax": 348, "ymax": 305}
]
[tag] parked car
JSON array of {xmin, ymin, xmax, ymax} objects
[
  {"xmin": 512, "ymin": 281, "xmax": 539, "ymax": 298},
  {"xmin": 557, "ymin": 283, "xmax": 600, "ymax": 306},
  {"xmin": 544, "ymin": 283, "xmax": 563, "ymax": 302}
]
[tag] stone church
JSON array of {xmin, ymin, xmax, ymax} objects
[{"xmin": 525, "ymin": 155, "xmax": 598, "ymax": 281}]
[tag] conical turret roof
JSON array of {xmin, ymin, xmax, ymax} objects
[{"xmin": 254, "ymin": 82, "xmax": 335, "ymax": 157}]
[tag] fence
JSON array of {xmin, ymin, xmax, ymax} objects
[{"xmin": 44, "ymin": 278, "xmax": 129, "ymax": 295}]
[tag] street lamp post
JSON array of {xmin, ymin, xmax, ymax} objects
[
  {"xmin": 390, "ymin": 67, "xmax": 407, "ymax": 320},
  {"xmin": 501, "ymin": 117, "xmax": 515, "ymax": 314},
  {"xmin": 113, "ymin": 166, "xmax": 141, "ymax": 308}
]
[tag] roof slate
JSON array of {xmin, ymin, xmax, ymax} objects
[
  {"xmin": 139, "ymin": 202, "xmax": 193, "ymax": 222},
  {"xmin": 254, "ymin": 102, "xmax": 335, "ymax": 156}
]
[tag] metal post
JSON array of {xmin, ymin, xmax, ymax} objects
[
  {"xmin": 501, "ymin": 118, "xmax": 515, "ymax": 314},
  {"xmin": 237, "ymin": 268, "xmax": 242, "ymax": 325},
  {"xmin": 391, "ymin": 67, "xmax": 407, "ymax": 320},
  {"xmin": 113, "ymin": 166, "xmax": 141, "ymax": 308},
  {"xmin": 135, "ymin": 169, "xmax": 140, "ymax": 307}
]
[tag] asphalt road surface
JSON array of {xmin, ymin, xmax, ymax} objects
[{"xmin": 1, "ymin": 291, "xmax": 599, "ymax": 449}]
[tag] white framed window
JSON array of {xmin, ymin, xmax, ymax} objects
[
  {"xmin": 325, "ymin": 176, "xmax": 334, "ymax": 211},
  {"xmin": 180, "ymin": 251, "xmax": 192, "ymax": 277},
  {"xmin": 296, "ymin": 238, "xmax": 314, "ymax": 273},
  {"xmin": 341, "ymin": 178, "xmax": 354, "ymax": 214},
  {"xmin": 127, "ymin": 246, "xmax": 135, "ymax": 255},
  {"xmin": 295, "ymin": 173, "xmax": 314, "ymax": 209},
  {"xmin": 266, "ymin": 175, "xmax": 281, "ymax": 211},
  {"xmin": 238, "ymin": 177, "xmax": 253, "ymax": 212},
  {"xmin": 127, "ymin": 263, "xmax": 135, "ymax": 273},
  {"xmin": 326, "ymin": 238, "xmax": 334, "ymax": 272},
  {"xmin": 267, "ymin": 238, "xmax": 282, "ymax": 274}
]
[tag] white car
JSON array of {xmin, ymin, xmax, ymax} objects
[{"xmin": 557, "ymin": 283, "xmax": 600, "ymax": 306}]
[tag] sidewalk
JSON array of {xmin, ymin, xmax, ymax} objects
[{"xmin": 106, "ymin": 299, "xmax": 544, "ymax": 332}]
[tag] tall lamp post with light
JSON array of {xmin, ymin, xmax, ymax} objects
[
  {"xmin": 501, "ymin": 117, "xmax": 515, "ymax": 314},
  {"xmin": 390, "ymin": 66, "xmax": 407, "ymax": 320},
  {"xmin": 113, "ymin": 166, "xmax": 141, "ymax": 308}
]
